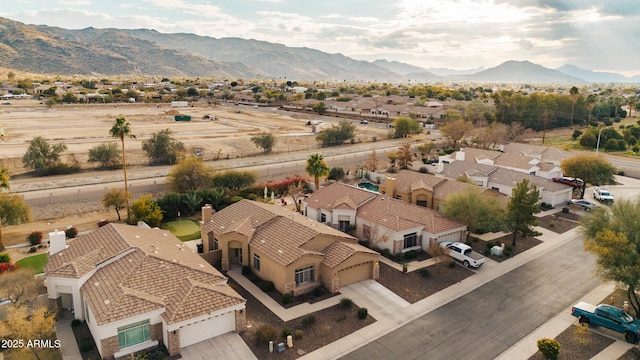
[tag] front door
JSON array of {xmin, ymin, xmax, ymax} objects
[{"xmin": 234, "ymin": 248, "xmax": 243, "ymax": 264}]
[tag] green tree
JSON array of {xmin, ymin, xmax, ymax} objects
[
  {"xmin": 109, "ymin": 116, "xmax": 136, "ymax": 221},
  {"xmin": 251, "ymin": 132, "xmax": 277, "ymax": 153},
  {"xmin": 316, "ymin": 120, "xmax": 355, "ymax": 147},
  {"xmin": 61, "ymin": 91, "xmax": 78, "ymax": 103},
  {"xmin": 443, "ymin": 187, "xmax": 504, "ymax": 234},
  {"xmin": 586, "ymin": 94, "xmax": 598, "ymax": 123},
  {"xmin": 182, "ymin": 191, "xmax": 203, "ymax": 215},
  {"xmin": 88, "ymin": 142, "xmax": 121, "ymax": 169},
  {"xmin": 142, "ymin": 129, "xmax": 185, "ymax": 165},
  {"xmin": 167, "ymin": 156, "xmax": 214, "ymax": 193},
  {"xmin": 569, "ymin": 86, "xmax": 579, "ymax": 128},
  {"xmin": 417, "ymin": 142, "xmax": 436, "ymax": 159},
  {"xmin": 130, "ymin": 194, "xmax": 163, "ymax": 227},
  {"xmin": 393, "ymin": 116, "xmax": 420, "ymax": 138},
  {"xmin": 439, "ymin": 119, "xmax": 473, "ymax": 148},
  {"xmin": 312, "ymin": 102, "xmax": 326, "ymax": 114},
  {"xmin": 537, "ymin": 338, "xmax": 560, "ymax": 360},
  {"xmin": 581, "ymin": 198, "xmax": 640, "ymax": 316},
  {"xmin": 102, "ymin": 188, "xmax": 126, "ymax": 221},
  {"xmin": 505, "ymin": 179, "xmax": 541, "ymax": 246},
  {"xmin": 22, "ymin": 136, "xmax": 67, "ymax": 176},
  {"xmin": 305, "ymin": 153, "xmax": 329, "ymax": 190},
  {"xmin": 0, "ymin": 167, "xmax": 10, "ymax": 251},
  {"xmin": 561, "ymin": 154, "xmax": 616, "ymax": 198},
  {"xmin": 0, "ymin": 194, "xmax": 31, "ymax": 251},
  {"xmin": 211, "ymin": 170, "xmax": 258, "ymax": 190},
  {"xmin": 327, "ymin": 167, "xmax": 345, "ymax": 181}
]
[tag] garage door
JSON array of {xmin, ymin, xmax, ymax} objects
[
  {"xmin": 179, "ymin": 311, "xmax": 235, "ymax": 348},
  {"xmin": 338, "ymin": 262, "xmax": 372, "ymax": 287}
]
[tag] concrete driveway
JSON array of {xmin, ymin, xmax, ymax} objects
[{"xmin": 180, "ymin": 332, "xmax": 256, "ymax": 360}]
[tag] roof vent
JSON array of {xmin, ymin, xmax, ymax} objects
[
  {"xmin": 104, "ymin": 299, "xmax": 110, "ymax": 305},
  {"xmin": 94, "ymin": 282, "xmax": 100, "ymax": 286}
]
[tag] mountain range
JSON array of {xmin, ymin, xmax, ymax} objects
[{"xmin": 1, "ymin": 17, "xmax": 639, "ymax": 84}]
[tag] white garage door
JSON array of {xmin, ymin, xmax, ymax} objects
[{"xmin": 179, "ymin": 311, "xmax": 235, "ymax": 348}]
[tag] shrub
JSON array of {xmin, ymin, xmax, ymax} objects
[
  {"xmin": 71, "ymin": 319, "xmax": 82, "ymax": 328},
  {"xmin": 571, "ymin": 129, "xmax": 583, "ymax": 140},
  {"xmin": 537, "ymin": 338, "xmax": 560, "ymax": 360},
  {"xmin": 79, "ymin": 338, "xmax": 94, "ymax": 352},
  {"xmin": 65, "ymin": 226, "xmax": 78, "ymax": 239},
  {"xmin": 448, "ymin": 261, "xmax": 456, "ymax": 268},
  {"xmin": 504, "ymin": 250, "xmax": 512, "ymax": 257},
  {"xmin": 293, "ymin": 330, "xmax": 303, "ymax": 340},
  {"xmin": 339, "ymin": 297, "xmax": 354, "ymax": 309},
  {"xmin": 633, "ymin": 145, "xmax": 640, "ymax": 153},
  {"xmin": 241, "ymin": 265, "xmax": 251, "ymax": 275},
  {"xmin": 281, "ymin": 293, "xmax": 291, "ymax": 305},
  {"xmin": 548, "ymin": 222, "xmax": 555, "ymax": 228},
  {"xmin": 336, "ymin": 314, "xmax": 347, "ymax": 322},
  {"xmin": 255, "ymin": 325, "xmax": 278, "ymax": 347},
  {"xmin": 260, "ymin": 280, "xmax": 274, "ymax": 293},
  {"xmin": 486, "ymin": 241, "xmax": 494, "ymax": 249},
  {"xmin": 357, "ymin": 307, "xmax": 368, "ymax": 319},
  {"xmin": 404, "ymin": 250, "xmax": 417, "ymax": 260},
  {"xmin": 419, "ymin": 166, "xmax": 428, "ymax": 173},
  {"xmin": 357, "ymin": 239, "xmax": 370, "ymax": 248},
  {"xmin": 562, "ymin": 207, "xmax": 570, "ymax": 213},
  {"xmin": 0, "ymin": 263, "xmax": 19, "ymax": 274},
  {"xmin": 27, "ymin": 231, "xmax": 43, "ymax": 245},
  {"xmin": 312, "ymin": 285, "xmax": 323, "ymax": 297},
  {"xmin": 98, "ymin": 219, "xmax": 109, "ymax": 227},
  {"xmin": 282, "ymin": 327, "xmax": 292, "ymax": 338},
  {"xmin": 394, "ymin": 252, "xmax": 404, "ymax": 261},
  {"xmin": 28, "ymin": 247, "xmax": 37, "ymax": 253},
  {"xmin": 301, "ymin": 314, "xmax": 316, "ymax": 328},
  {"xmin": 484, "ymin": 249, "xmax": 491, "ymax": 256},
  {"xmin": 0, "ymin": 253, "xmax": 10, "ymax": 264},
  {"xmin": 419, "ymin": 268, "xmax": 430, "ymax": 278}
]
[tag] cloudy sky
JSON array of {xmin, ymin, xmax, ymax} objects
[{"xmin": 3, "ymin": 0, "xmax": 640, "ymax": 76}]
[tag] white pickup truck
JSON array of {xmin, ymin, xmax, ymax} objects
[
  {"xmin": 440, "ymin": 242, "xmax": 485, "ymax": 268},
  {"xmin": 594, "ymin": 187, "xmax": 614, "ymax": 203}
]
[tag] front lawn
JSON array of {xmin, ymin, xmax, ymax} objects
[
  {"xmin": 160, "ymin": 219, "xmax": 201, "ymax": 241},
  {"xmin": 15, "ymin": 253, "xmax": 48, "ymax": 273}
]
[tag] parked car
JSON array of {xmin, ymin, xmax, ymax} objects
[
  {"xmin": 439, "ymin": 242, "xmax": 485, "ymax": 268},
  {"xmin": 571, "ymin": 302, "xmax": 640, "ymax": 343},
  {"xmin": 360, "ymin": 120, "xmax": 368, "ymax": 124},
  {"xmin": 552, "ymin": 177, "xmax": 584, "ymax": 187},
  {"xmin": 593, "ymin": 187, "xmax": 614, "ymax": 203},
  {"xmin": 569, "ymin": 199, "xmax": 598, "ymax": 211}
]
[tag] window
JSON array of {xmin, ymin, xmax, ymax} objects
[
  {"xmin": 253, "ymin": 253, "xmax": 260, "ymax": 271},
  {"xmin": 118, "ymin": 320, "xmax": 151, "ymax": 349},
  {"xmin": 208, "ymin": 233, "xmax": 218, "ymax": 251},
  {"xmin": 339, "ymin": 220, "xmax": 350, "ymax": 232},
  {"xmin": 295, "ymin": 265, "xmax": 315, "ymax": 286},
  {"xmin": 320, "ymin": 213, "xmax": 326, "ymax": 223},
  {"xmin": 403, "ymin": 233, "xmax": 417, "ymax": 249}
]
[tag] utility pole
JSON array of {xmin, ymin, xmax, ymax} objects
[{"xmin": 542, "ymin": 110, "xmax": 548, "ymax": 145}]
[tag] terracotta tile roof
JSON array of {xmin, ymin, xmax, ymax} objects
[
  {"xmin": 204, "ymin": 200, "xmax": 356, "ymax": 266},
  {"xmin": 432, "ymin": 180, "xmax": 480, "ymax": 201},
  {"xmin": 391, "ymin": 170, "xmax": 446, "ymax": 193},
  {"xmin": 439, "ymin": 161, "xmax": 498, "ymax": 179},
  {"xmin": 357, "ymin": 195, "xmax": 466, "ymax": 234},
  {"xmin": 47, "ymin": 223, "xmax": 244, "ymax": 326},
  {"xmin": 321, "ymin": 241, "xmax": 378, "ymax": 268},
  {"xmin": 488, "ymin": 168, "xmax": 570, "ymax": 192},
  {"xmin": 458, "ymin": 148, "xmax": 502, "ymax": 162},
  {"xmin": 333, "ymin": 195, "xmax": 358, "ymax": 210},
  {"xmin": 304, "ymin": 183, "xmax": 377, "ymax": 211},
  {"xmin": 223, "ymin": 217, "xmax": 255, "ymax": 237},
  {"xmin": 162, "ymin": 278, "xmax": 245, "ymax": 324}
]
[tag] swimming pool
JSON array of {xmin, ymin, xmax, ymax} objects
[{"xmin": 357, "ymin": 182, "xmax": 379, "ymax": 192}]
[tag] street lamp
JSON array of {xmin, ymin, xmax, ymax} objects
[{"xmin": 596, "ymin": 127, "xmax": 606, "ymax": 157}]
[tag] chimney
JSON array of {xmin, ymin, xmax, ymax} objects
[
  {"xmin": 49, "ymin": 229, "xmax": 67, "ymax": 255},
  {"xmin": 202, "ymin": 204, "xmax": 214, "ymax": 223},
  {"xmin": 385, "ymin": 176, "xmax": 397, "ymax": 198}
]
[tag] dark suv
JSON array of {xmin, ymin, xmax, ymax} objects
[{"xmin": 552, "ymin": 177, "xmax": 584, "ymax": 187}]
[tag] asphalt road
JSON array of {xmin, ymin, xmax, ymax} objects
[{"xmin": 342, "ymin": 233, "xmax": 599, "ymax": 360}]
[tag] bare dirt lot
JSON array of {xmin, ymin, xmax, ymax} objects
[{"xmin": 0, "ymin": 101, "xmax": 390, "ymax": 174}]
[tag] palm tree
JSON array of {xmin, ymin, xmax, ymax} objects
[
  {"xmin": 109, "ymin": 116, "xmax": 136, "ymax": 221},
  {"xmin": 305, "ymin": 153, "xmax": 329, "ymax": 191},
  {"xmin": 0, "ymin": 166, "xmax": 10, "ymax": 250},
  {"xmin": 569, "ymin": 86, "xmax": 579, "ymax": 128}
]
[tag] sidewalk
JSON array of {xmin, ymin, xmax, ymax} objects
[
  {"xmin": 495, "ymin": 283, "xmax": 635, "ymax": 359},
  {"xmin": 55, "ymin": 312, "xmax": 82, "ymax": 360}
]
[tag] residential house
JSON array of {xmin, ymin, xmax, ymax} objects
[
  {"xmin": 500, "ymin": 143, "xmax": 574, "ymax": 166},
  {"xmin": 382, "ymin": 170, "xmax": 507, "ymax": 211},
  {"xmin": 201, "ymin": 200, "xmax": 379, "ymax": 295},
  {"xmin": 440, "ymin": 147, "xmax": 563, "ymax": 179},
  {"xmin": 304, "ymin": 182, "xmax": 467, "ymax": 255},
  {"xmin": 439, "ymin": 161, "xmax": 573, "ymax": 207},
  {"xmin": 44, "ymin": 223, "xmax": 246, "ymax": 358}
]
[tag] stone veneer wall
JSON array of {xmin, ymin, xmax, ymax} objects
[
  {"xmin": 235, "ymin": 309, "xmax": 246, "ymax": 332},
  {"xmin": 167, "ymin": 329, "xmax": 181, "ymax": 356},
  {"xmin": 100, "ymin": 335, "xmax": 120, "ymax": 359}
]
